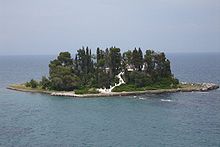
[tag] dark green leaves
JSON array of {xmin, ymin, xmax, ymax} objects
[{"xmin": 26, "ymin": 47, "xmax": 179, "ymax": 92}]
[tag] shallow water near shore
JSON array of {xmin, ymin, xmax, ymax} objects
[{"xmin": 0, "ymin": 53, "xmax": 220, "ymax": 146}]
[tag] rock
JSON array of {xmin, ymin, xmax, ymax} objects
[{"xmin": 201, "ymin": 83, "xmax": 219, "ymax": 91}]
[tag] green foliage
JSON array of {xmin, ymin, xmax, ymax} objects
[
  {"xmin": 25, "ymin": 79, "xmax": 38, "ymax": 88},
  {"xmin": 144, "ymin": 50, "xmax": 154, "ymax": 73},
  {"xmin": 113, "ymin": 77, "xmax": 179, "ymax": 92},
  {"xmin": 50, "ymin": 70, "xmax": 80, "ymax": 91},
  {"xmin": 96, "ymin": 70, "xmax": 111, "ymax": 88},
  {"xmin": 144, "ymin": 50, "xmax": 172, "ymax": 79},
  {"xmin": 30, "ymin": 79, "xmax": 38, "ymax": 88},
  {"xmin": 123, "ymin": 50, "xmax": 132, "ymax": 66},
  {"xmin": 75, "ymin": 87, "xmax": 99, "ymax": 94},
  {"xmin": 137, "ymin": 48, "xmax": 143, "ymax": 70},
  {"xmin": 75, "ymin": 47, "xmax": 95, "ymax": 87},
  {"xmin": 76, "ymin": 47, "xmax": 94, "ymax": 75},
  {"xmin": 131, "ymin": 48, "xmax": 143, "ymax": 71},
  {"xmin": 147, "ymin": 77, "xmax": 179, "ymax": 89},
  {"xmin": 109, "ymin": 47, "xmax": 121, "ymax": 78},
  {"xmin": 57, "ymin": 52, "xmax": 73, "ymax": 66},
  {"xmin": 25, "ymin": 82, "xmax": 31, "ymax": 87},
  {"xmin": 112, "ymin": 84, "xmax": 144, "ymax": 92},
  {"xmin": 129, "ymin": 71, "xmax": 152, "ymax": 87},
  {"xmin": 49, "ymin": 52, "xmax": 80, "ymax": 91},
  {"xmin": 40, "ymin": 76, "xmax": 51, "ymax": 89},
  {"xmin": 132, "ymin": 48, "xmax": 139, "ymax": 70},
  {"xmin": 26, "ymin": 47, "xmax": 179, "ymax": 92}
]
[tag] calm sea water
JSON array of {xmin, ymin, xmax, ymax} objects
[{"xmin": 0, "ymin": 53, "xmax": 220, "ymax": 147}]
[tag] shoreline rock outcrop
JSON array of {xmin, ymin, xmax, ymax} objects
[{"xmin": 201, "ymin": 83, "xmax": 219, "ymax": 91}]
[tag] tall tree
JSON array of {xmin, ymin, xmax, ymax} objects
[
  {"xmin": 57, "ymin": 52, "xmax": 73, "ymax": 66},
  {"xmin": 132, "ymin": 48, "xmax": 139, "ymax": 70},
  {"xmin": 144, "ymin": 50, "xmax": 155, "ymax": 74},
  {"xmin": 97, "ymin": 47, "xmax": 101, "ymax": 63},
  {"xmin": 123, "ymin": 50, "xmax": 132, "ymax": 66},
  {"xmin": 163, "ymin": 59, "xmax": 172, "ymax": 77},
  {"xmin": 137, "ymin": 48, "xmax": 143, "ymax": 71},
  {"xmin": 49, "ymin": 52, "xmax": 79, "ymax": 91},
  {"xmin": 75, "ymin": 47, "xmax": 95, "ymax": 86},
  {"xmin": 109, "ymin": 47, "xmax": 121, "ymax": 78}
]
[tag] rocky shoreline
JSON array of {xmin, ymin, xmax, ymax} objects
[{"xmin": 7, "ymin": 82, "xmax": 219, "ymax": 98}]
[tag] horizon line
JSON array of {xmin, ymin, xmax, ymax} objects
[{"xmin": 0, "ymin": 51, "xmax": 220, "ymax": 56}]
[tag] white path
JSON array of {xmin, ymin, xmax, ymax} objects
[{"xmin": 97, "ymin": 72, "xmax": 125, "ymax": 93}]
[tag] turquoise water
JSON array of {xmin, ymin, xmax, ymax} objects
[{"xmin": 0, "ymin": 53, "xmax": 220, "ymax": 147}]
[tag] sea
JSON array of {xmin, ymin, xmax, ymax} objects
[{"xmin": 0, "ymin": 53, "xmax": 220, "ymax": 147}]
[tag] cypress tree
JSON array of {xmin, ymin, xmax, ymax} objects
[
  {"xmin": 138, "ymin": 48, "xmax": 143, "ymax": 71},
  {"xmin": 132, "ymin": 48, "xmax": 139, "ymax": 70},
  {"xmin": 97, "ymin": 47, "xmax": 100, "ymax": 62}
]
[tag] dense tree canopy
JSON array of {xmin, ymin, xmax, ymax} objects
[
  {"xmin": 48, "ymin": 52, "xmax": 79, "ymax": 91},
  {"xmin": 27, "ymin": 47, "xmax": 179, "ymax": 91}
]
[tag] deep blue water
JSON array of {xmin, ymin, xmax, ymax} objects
[{"xmin": 0, "ymin": 53, "xmax": 220, "ymax": 147}]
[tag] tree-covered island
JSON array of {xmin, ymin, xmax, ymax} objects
[
  {"xmin": 8, "ymin": 47, "xmax": 219, "ymax": 97},
  {"xmin": 26, "ymin": 47, "xmax": 178, "ymax": 93}
]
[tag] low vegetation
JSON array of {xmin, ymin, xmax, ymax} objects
[
  {"xmin": 25, "ymin": 79, "xmax": 39, "ymax": 88},
  {"xmin": 75, "ymin": 88, "xmax": 99, "ymax": 95},
  {"xmin": 113, "ymin": 77, "xmax": 179, "ymax": 92}
]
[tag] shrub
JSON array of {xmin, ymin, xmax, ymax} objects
[
  {"xmin": 28, "ymin": 79, "xmax": 38, "ymax": 88},
  {"xmin": 25, "ymin": 82, "xmax": 31, "ymax": 87},
  {"xmin": 75, "ymin": 88, "xmax": 99, "ymax": 94},
  {"xmin": 128, "ymin": 71, "xmax": 153, "ymax": 87},
  {"xmin": 40, "ymin": 76, "xmax": 51, "ymax": 89},
  {"xmin": 112, "ymin": 84, "xmax": 144, "ymax": 92}
]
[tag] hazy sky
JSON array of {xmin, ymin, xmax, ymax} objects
[{"xmin": 0, "ymin": 0, "xmax": 219, "ymax": 55}]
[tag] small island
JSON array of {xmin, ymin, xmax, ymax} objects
[{"xmin": 7, "ymin": 47, "xmax": 219, "ymax": 97}]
